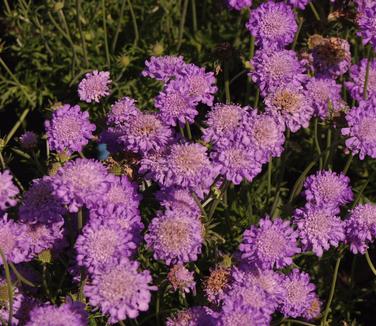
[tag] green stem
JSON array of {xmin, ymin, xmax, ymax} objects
[
  {"xmin": 77, "ymin": 208, "xmax": 83, "ymax": 231},
  {"xmin": 363, "ymin": 45, "xmax": 372, "ymax": 100},
  {"xmin": 191, "ymin": 0, "xmax": 197, "ymax": 33},
  {"xmin": 75, "ymin": 0, "xmax": 89, "ymax": 67},
  {"xmin": 254, "ymin": 88, "xmax": 260, "ymax": 108},
  {"xmin": 0, "ymin": 248, "xmax": 13, "ymax": 326},
  {"xmin": 267, "ymin": 158, "xmax": 272, "ymax": 197},
  {"xmin": 365, "ymin": 251, "xmax": 376, "ymax": 276},
  {"xmin": 112, "ymin": 0, "xmax": 127, "ymax": 52},
  {"xmin": 343, "ymin": 155, "xmax": 353, "ymax": 176},
  {"xmin": 179, "ymin": 125, "xmax": 185, "ymax": 138},
  {"xmin": 324, "ymin": 127, "xmax": 332, "ymax": 169},
  {"xmin": 101, "ymin": 0, "xmax": 111, "ymax": 67},
  {"xmin": 185, "ymin": 122, "xmax": 192, "ymax": 140},
  {"xmin": 224, "ymin": 63, "xmax": 231, "ymax": 104},
  {"xmin": 3, "ymin": 0, "xmax": 11, "ymax": 15},
  {"xmin": 250, "ymin": 35, "xmax": 255, "ymax": 59},
  {"xmin": 309, "ymin": 2, "xmax": 321, "ymax": 21},
  {"xmin": 4, "ymin": 108, "xmax": 31, "ymax": 146},
  {"xmin": 119, "ymin": 321, "xmax": 126, "ymax": 326},
  {"xmin": 314, "ymin": 118, "xmax": 323, "ymax": 170},
  {"xmin": 283, "ymin": 320, "xmax": 317, "ymax": 326},
  {"xmin": 292, "ymin": 17, "xmax": 304, "ymax": 50},
  {"xmin": 208, "ymin": 181, "xmax": 230, "ymax": 220},
  {"xmin": 127, "ymin": 0, "xmax": 139, "ymax": 47},
  {"xmin": 0, "ymin": 152, "xmax": 5, "ymax": 170},
  {"xmin": 321, "ymin": 255, "xmax": 342, "ymax": 325},
  {"xmin": 177, "ymin": 0, "xmax": 189, "ymax": 50}
]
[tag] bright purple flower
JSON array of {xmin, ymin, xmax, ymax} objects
[
  {"xmin": 280, "ymin": 269, "xmax": 317, "ymax": 318},
  {"xmin": 155, "ymin": 79, "xmax": 198, "ymax": 126},
  {"xmin": 227, "ymin": 0, "xmax": 252, "ymax": 10},
  {"xmin": 78, "ymin": 70, "xmax": 111, "ymax": 103},
  {"xmin": 84, "ymin": 258, "xmax": 156, "ymax": 324},
  {"xmin": 166, "ymin": 306, "xmax": 216, "ymax": 326},
  {"xmin": 250, "ymin": 49, "xmax": 306, "ymax": 96},
  {"xmin": 345, "ymin": 203, "xmax": 376, "ymax": 254},
  {"xmin": 19, "ymin": 177, "xmax": 66, "ymax": 224},
  {"xmin": 145, "ymin": 209, "xmax": 204, "ymax": 265},
  {"xmin": 294, "ymin": 205, "xmax": 345, "ymax": 256},
  {"xmin": 288, "ymin": 0, "xmax": 310, "ymax": 9},
  {"xmin": 218, "ymin": 306, "xmax": 269, "ymax": 326},
  {"xmin": 107, "ymin": 97, "xmax": 139, "ymax": 126},
  {"xmin": 303, "ymin": 170, "xmax": 353, "ymax": 208},
  {"xmin": 142, "ymin": 55, "xmax": 186, "ymax": 82},
  {"xmin": 342, "ymin": 98, "xmax": 376, "ymax": 159},
  {"xmin": 52, "ymin": 158, "xmax": 110, "ymax": 212},
  {"xmin": 264, "ymin": 79, "xmax": 314, "ymax": 132},
  {"xmin": 45, "ymin": 104, "xmax": 95, "ymax": 155},
  {"xmin": 19, "ymin": 131, "xmax": 38, "ymax": 150},
  {"xmin": 75, "ymin": 218, "xmax": 137, "ymax": 273},
  {"xmin": 346, "ymin": 58, "xmax": 376, "ymax": 101},
  {"xmin": 0, "ymin": 170, "xmax": 19, "ymax": 211},
  {"xmin": 356, "ymin": 3, "xmax": 376, "ymax": 51},
  {"xmin": 239, "ymin": 217, "xmax": 300, "ymax": 270},
  {"xmin": 246, "ymin": 1, "xmax": 297, "ymax": 49},
  {"xmin": 167, "ymin": 264, "xmax": 196, "ymax": 294},
  {"xmin": 26, "ymin": 300, "xmax": 88, "ymax": 326}
]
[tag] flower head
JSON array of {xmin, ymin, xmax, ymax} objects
[
  {"xmin": 45, "ymin": 104, "xmax": 95, "ymax": 155},
  {"xmin": 166, "ymin": 306, "xmax": 216, "ymax": 326},
  {"xmin": 107, "ymin": 97, "xmax": 139, "ymax": 126},
  {"xmin": 227, "ymin": 0, "xmax": 252, "ymax": 11},
  {"xmin": 168, "ymin": 264, "xmax": 196, "ymax": 294},
  {"xmin": 346, "ymin": 58, "xmax": 376, "ymax": 101},
  {"xmin": 142, "ymin": 55, "xmax": 186, "ymax": 82},
  {"xmin": 218, "ymin": 306, "xmax": 269, "ymax": 326},
  {"xmin": 356, "ymin": 3, "xmax": 376, "ymax": 51},
  {"xmin": 0, "ymin": 170, "xmax": 19, "ymax": 211},
  {"xmin": 19, "ymin": 131, "xmax": 38, "ymax": 150},
  {"xmin": 78, "ymin": 70, "xmax": 111, "ymax": 103},
  {"xmin": 288, "ymin": 0, "xmax": 310, "ymax": 9},
  {"xmin": 204, "ymin": 265, "xmax": 231, "ymax": 304},
  {"xmin": 156, "ymin": 187, "xmax": 200, "ymax": 216}
]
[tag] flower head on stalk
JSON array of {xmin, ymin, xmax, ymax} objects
[
  {"xmin": 227, "ymin": 0, "xmax": 252, "ymax": 11},
  {"xmin": 346, "ymin": 58, "xmax": 376, "ymax": 101},
  {"xmin": 167, "ymin": 264, "xmax": 196, "ymax": 294},
  {"xmin": 142, "ymin": 55, "xmax": 186, "ymax": 82},
  {"xmin": 78, "ymin": 70, "xmax": 111, "ymax": 103}
]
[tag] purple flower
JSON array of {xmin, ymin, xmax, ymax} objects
[
  {"xmin": 227, "ymin": 0, "xmax": 252, "ymax": 10},
  {"xmin": 84, "ymin": 258, "xmax": 156, "ymax": 324},
  {"xmin": 75, "ymin": 218, "xmax": 137, "ymax": 273},
  {"xmin": 346, "ymin": 58, "xmax": 376, "ymax": 101},
  {"xmin": 279, "ymin": 269, "xmax": 317, "ymax": 318},
  {"xmin": 356, "ymin": 3, "xmax": 376, "ymax": 51},
  {"xmin": 305, "ymin": 77, "xmax": 345, "ymax": 119},
  {"xmin": 26, "ymin": 300, "xmax": 88, "ymax": 326},
  {"xmin": 264, "ymin": 79, "xmax": 314, "ymax": 132},
  {"xmin": 239, "ymin": 217, "xmax": 300, "ymax": 270},
  {"xmin": 166, "ymin": 306, "xmax": 216, "ymax": 326},
  {"xmin": 294, "ymin": 205, "xmax": 345, "ymax": 256},
  {"xmin": 345, "ymin": 203, "xmax": 376, "ymax": 254},
  {"xmin": 45, "ymin": 104, "xmax": 95, "ymax": 155},
  {"xmin": 218, "ymin": 306, "xmax": 269, "ymax": 326},
  {"xmin": 303, "ymin": 170, "xmax": 353, "ymax": 208},
  {"xmin": 52, "ymin": 158, "xmax": 110, "ymax": 212},
  {"xmin": 246, "ymin": 1, "xmax": 297, "ymax": 49},
  {"xmin": 19, "ymin": 131, "xmax": 38, "ymax": 150},
  {"xmin": 145, "ymin": 209, "xmax": 204, "ymax": 265},
  {"xmin": 204, "ymin": 265, "xmax": 231, "ymax": 304},
  {"xmin": 167, "ymin": 264, "xmax": 196, "ymax": 294},
  {"xmin": 250, "ymin": 49, "xmax": 306, "ymax": 96},
  {"xmin": 107, "ymin": 97, "xmax": 139, "ymax": 127},
  {"xmin": 78, "ymin": 70, "xmax": 111, "ymax": 103},
  {"xmin": 0, "ymin": 170, "xmax": 19, "ymax": 211},
  {"xmin": 19, "ymin": 177, "xmax": 66, "ymax": 224},
  {"xmin": 288, "ymin": 0, "xmax": 310, "ymax": 9},
  {"xmin": 342, "ymin": 98, "xmax": 376, "ymax": 159},
  {"xmin": 155, "ymin": 79, "xmax": 198, "ymax": 126},
  {"xmin": 303, "ymin": 295, "xmax": 321, "ymax": 320},
  {"xmin": 142, "ymin": 55, "xmax": 186, "ymax": 82}
]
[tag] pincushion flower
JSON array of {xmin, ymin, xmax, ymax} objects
[
  {"xmin": 246, "ymin": 1, "xmax": 297, "ymax": 49},
  {"xmin": 168, "ymin": 264, "xmax": 196, "ymax": 294},
  {"xmin": 227, "ymin": 0, "xmax": 252, "ymax": 10},
  {"xmin": 166, "ymin": 306, "xmax": 216, "ymax": 326},
  {"xmin": 84, "ymin": 258, "xmax": 156, "ymax": 324},
  {"xmin": 294, "ymin": 205, "xmax": 345, "ymax": 256},
  {"xmin": 303, "ymin": 295, "xmax": 321, "ymax": 320},
  {"xmin": 142, "ymin": 55, "xmax": 186, "ymax": 81},
  {"xmin": 342, "ymin": 98, "xmax": 376, "ymax": 159},
  {"xmin": 218, "ymin": 306, "xmax": 270, "ymax": 326},
  {"xmin": 52, "ymin": 158, "xmax": 110, "ymax": 212},
  {"xmin": 78, "ymin": 70, "xmax": 111, "ymax": 103},
  {"xmin": 45, "ymin": 104, "xmax": 96, "ymax": 155},
  {"xmin": 239, "ymin": 217, "xmax": 300, "ymax": 270},
  {"xmin": 356, "ymin": 2, "xmax": 376, "ymax": 51},
  {"xmin": 204, "ymin": 265, "xmax": 231, "ymax": 304},
  {"xmin": 346, "ymin": 58, "xmax": 376, "ymax": 101},
  {"xmin": 264, "ymin": 80, "xmax": 314, "ymax": 132},
  {"xmin": 156, "ymin": 187, "xmax": 200, "ymax": 216},
  {"xmin": 0, "ymin": 170, "xmax": 19, "ymax": 211},
  {"xmin": 19, "ymin": 131, "xmax": 38, "ymax": 150},
  {"xmin": 345, "ymin": 203, "xmax": 376, "ymax": 254},
  {"xmin": 288, "ymin": 0, "xmax": 310, "ymax": 9},
  {"xmin": 303, "ymin": 170, "xmax": 353, "ymax": 208},
  {"xmin": 145, "ymin": 209, "xmax": 204, "ymax": 265},
  {"xmin": 107, "ymin": 96, "xmax": 139, "ymax": 127}
]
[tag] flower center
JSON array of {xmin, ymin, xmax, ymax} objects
[
  {"xmin": 273, "ymin": 90, "xmax": 300, "ymax": 113},
  {"xmin": 253, "ymin": 118, "xmax": 279, "ymax": 146},
  {"xmin": 188, "ymin": 76, "xmax": 207, "ymax": 97},
  {"xmin": 305, "ymin": 212, "xmax": 331, "ymax": 236},
  {"xmin": 261, "ymin": 12, "xmax": 288, "ymax": 38},
  {"xmin": 55, "ymin": 116, "xmax": 82, "ymax": 143},
  {"xmin": 215, "ymin": 107, "xmax": 241, "ymax": 132},
  {"xmin": 358, "ymin": 117, "xmax": 376, "ymax": 142},
  {"xmin": 88, "ymin": 228, "xmax": 119, "ymax": 263},
  {"xmin": 172, "ymin": 147, "xmax": 206, "ymax": 175},
  {"xmin": 267, "ymin": 54, "xmax": 295, "ymax": 79},
  {"xmin": 158, "ymin": 219, "xmax": 190, "ymax": 253},
  {"xmin": 257, "ymin": 228, "xmax": 286, "ymax": 260},
  {"xmin": 286, "ymin": 280, "xmax": 308, "ymax": 305},
  {"xmin": 99, "ymin": 268, "xmax": 136, "ymax": 303},
  {"xmin": 0, "ymin": 228, "xmax": 16, "ymax": 256},
  {"xmin": 131, "ymin": 115, "xmax": 160, "ymax": 137}
]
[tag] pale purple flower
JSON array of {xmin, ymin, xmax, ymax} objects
[
  {"xmin": 156, "ymin": 187, "xmax": 200, "ymax": 216},
  {"xmin": 0, "ymin": 170, "xmax": 19, "ymax": 211},
  {"xmin": 294, "ymin": 205, "xmax": 345, "ymax": 256},
  {"xmin": 342, "ymin": 98, "xmax": 376, "ymax": 159},
  {"xmin": 142, "ymin": 55, "xmax": 186, "ymax": 82},
  {"xmin": 356, "ymin": 3, "xmax": 376, "ymax": 51},
  {"xmin": 345, "ymin": 203, "xmax": 376, "ymax": 254},
  {"xmin": 303, "ymin": 295, "xmax": 321, "ymax": 320},
  {"xmin": 227, "ymin": 0, "xmax": 252, "ymax": 10},
  {"xmin": 288, "ymin": 0, "xmax": 310, "ymax": 9},
  {"xmin": 19, "ymin": 131, "xmax": 38, "ymax": 150},
  {"xmin": 45, "ymin": 104, "xmax": 95, "ymax": 155},
  {"xmin": 107, "ymin": 97, "xmax": 139, "ymax": 127},
  {"xmin": 166, "ymin": 306, "xmax": 216, "ymax": 326},
  {"xmin": 346, "ymin": 58, "xmax": 376, "ymax": 101},
  {"xmin": 167, "ymin": 264, "xmax": 196, "ymax": 294},
  {"xmin": 239, "ymin": 217, "xmax": 300, "ymax": 270},
  {"xmin": 246, "ymin": 1, "xmax": 297, "ymax": 49},
  {"xmin": 145, "ymin": 209, "xmax": 204, "ymax": 265},
  {"xmin": 218, "ymin": 306, "xmax": 269, "ymax": 326},
  {"xmin": 78, "ymin": 70, "xmax": 111, "ymax": 103},
  {"xmin": 84, "ymin": 258, "xmax": 156, "ymax": 324}
]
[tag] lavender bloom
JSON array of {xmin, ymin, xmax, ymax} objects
[
  {"xmin": 305, "ymin": 77, "xmax": 345, "ymax": 119},
  {"xmin": 26, "ymin": 301, "xmax": 88, "ymax": 326},
  {"xmin": 84, "ymin": 258, "xmax": 156, "ymax": 324},
  {"xmin": 75, "ymin": 218, "xmax": 137, "ymax": 273},
  {"xmin": 280, "ymin": 269, "xmax": 317, "ymax": 318},
  {"xmin": 0, "ymin": 170, "xmax": 19, "ymax": 211},
  {"xmin": 346, "ymin": 59, "xmax": 376, "ymax": 101},
  {"xmin": 239, "ymin": 217, "xmax": 300, "ymax": 270},
  {"xmin": 19, "ymin": 131, "xmax": 38, "ymax": 150},
  {"xmin": 145, "ymin": 209, "xmax": 204, "ymax": 265},
  {"xmin": 155, "ymin": 79, "xmax": 198, "ymax": 126},
  {"xmin": 78, "ymin": 70, "xmax": 111, "ymax": 103},
  {"xmin": 345, "ymin": 203, "xmax": 376, "ymax": 254},
  {"xmin": 142, "ymin": 55, "xmax": 186, "ymax": 82},
  {"xmin": 227, "ymin": 0, "xmax": 252, "ymax": 10},
  {"xmin": 294, "ymin": 205, "xmax": 345, "ymax": 256},
  {"xmin": 288, "ymin": 0, "xmax": 310, "ymax": 9},
  {"xmin": 168, "ymin": 264, "xmax": 196, "ymax": 294},
  {"xmin": 19, "ymin": 177, "xmax": 66, "ymax": 224},
  {"xmin": 45, "ymin": 104, "xmax": 95, "ymax": 155},
  {"xmin": 264, "ymin": 80, "xmax": 314, "ymax": 132},
  {"xmin": 246, "ymin": 1, "xmax": 297, "ymax": 49},
  {"xmin": 356, "ymin": 3, "xmax": 376, "ymax": 51},
  {"xmin": 342, "ymin": 98, "xmax": 376, "ymax": 159},
  {"xmin": 218, "ymin": 306, "xmax": 269, "ymax": 326},
  {"xmin": 107, "ymin": 97, "xmax": 139, "ymax": 127},
  {"xmin": 52, "ymin": 158, "xmax": 110, "ymax": 212},
  {"xmin": 166, "ymin": 306, "xmax": 216, "ymax": 326},
  {"xmin": 204, "ymin": 266, "xmax": 231, "ymax": 304},
  {"xmin": 303, "ymin": 170, "xmax": 353, "ymax": 208},
  {"xmin": 250, "ymin": 49, "xmax": 306, "ymax": 96}
]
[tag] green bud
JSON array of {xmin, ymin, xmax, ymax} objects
[
  {"xmin": 152, "ymin": 43, "xmax": 164, "ymax": 56},
  {"xmin": 38, "ymin": 249, "xmax": 52, "ymax": 264},
  {"xmin": 53, "ymin": 2, "xmax": 64, "ymax": 12}
]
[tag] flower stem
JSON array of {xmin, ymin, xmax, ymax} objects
[
  {"xmin": 363, "ymin": 45, "xmax": 372, "ymax": 100},
  {"xmin": 283, "ymin": 320, "xmax": 317, "ymax": 326},
  {"xmin": 292, "ymin": 17, "xmax": 304, "ymax": 50},
  {"xmin": 75, "ymin": 0, "xmax": 89, "ymax": 67},
  {"xmin": 267, "ymin": 158, "xmax": 272, "ymax": 197},
  {"xmin": 309, "ymin": 2, "xmax": 320, "ymax": 21},
  {"xmin": 127, "ymin": 0, "xmax": 139, "ymax": 47},
  {"xmin": 365, "ymin": 250, "xmax": 376, "ymax": 277},
  {"xmin": 313, "ymin": 118, "xmax": 323, "ymax": 170},
  {"xmin": 4, "ymin": 108, "xmax": 31, "ymax": 147},
  {"xmin": 191, "ymin": 0, "xmax": 197, "ymax": 33},
  {"xmin": 0, "ymin": 248, "xmax": 13, "ymax": 326},
  {"xmin": 343, "ymin": 155, "xmax": 353, "ymax": 176},
  {"xmin": 224, "ymin": 62, "xmax": 231, "ymax": 104},
  {"xmin": 101, "ymin": 0, "xmax": 111, "ymax": 67},
  {"xmin": 177, "ymin": 0, "xmax": 189, "ymax": 50},
  {"xmin": 112, "ymin": 0, "xmax": 127, "ymax": 51},
  {"xmin": 185, "ymin": 122, "xmax": 192, "ymax": 140}
]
